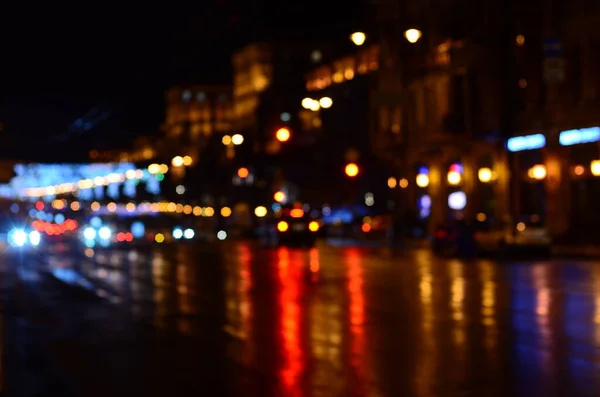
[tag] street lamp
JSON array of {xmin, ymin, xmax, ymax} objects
[
  {"xmin": 319, "ymin": 97, "xmax": 333, "ymax": 109},
  {"xmin": 416, "ymin": 173, "xmax": 429, "ymax": 188},
  {"xmin": 350, "ymin": 32, "xmax": 366, "ymax": 46},
  {"xmin": 592, "ymin": 160, "xmax": 600, "ymax": 176},
  {"xmin": 528, "ymin": 164, "xmax": 546, "ymax": 180},
  {"xmin": 447, "ymin": 171, "xmax": 461, "ymax": 185},
  {"xmin": 172, "ymin": 156, "xmax": 184, "ymax": 167},
  {"xmin": 387, "ymin": 177, "xmax": 397, "ymax": 188},
  {"xmin": 237, "ymin": 167, "xmax": 249, "ymax": 178},
  {"xmin": 345, "ymin": 163, "xmax": 359, "ymax": 178},
  {"xmin": 276, "ymin": 127, "xmax": 291, "ymax": 142},
  {"xmin": 222, "ymin": 135, "xmax": 232, "ymax": 145},
  {"xmin": 231, "ymin": 134, "xmax": 244, "ymax": 145},
  {"xmin": 404, "ymin": 28, "xmax": 422, "ymax": 44},
  {"xmin": 302, "ymin": 98, "xmax": 314, "ymax": 109},
  {"xmin": 274, "ymin": 191, "xmax": 286, "ymax": 203},
  {"xmin": 478, "ymin": 167, "xmax": 493, "ymax": 183},
  {"xmin": 148, "ymin": 163, "xmax": 161, "ymax": 174},
  {"xmin": 254, "ymin": 206, "xmax": 267, "ymax": 217}
]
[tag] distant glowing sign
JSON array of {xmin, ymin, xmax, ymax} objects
[
  {"xmin": 559, "ymin": 127, "xmax": 600, "ymax": 146},
  {"xmin": 507, "ymin": 134, "xmax": 546, "ymax": 152}
]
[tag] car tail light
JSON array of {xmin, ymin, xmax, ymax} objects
[
  {"xmin": 290, "ymin": 209, "xmax": 304, "ymax": 218},
  {"xmin": 435, "ymin": 230, "xmax": 447, "ymax": 238}
]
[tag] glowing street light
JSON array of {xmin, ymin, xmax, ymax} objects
[
  {"xmin": 387, "ymin": 177, "xmax": 397, "ymax": 188},
  {"xmin": 478, "ymin": 167, "xmax": 493, "ymax": 183},
  {"xmin": 345, "ymin": 163, "xmax": 359, "ymax": 178},
  {"xmin": 172, "ymin": 156, "xmax": 184, "ymax": 167},
  {"xmin": 302, "ymin": 98, "xmax": 314, "ymax": 109},
  {"xmin": 350, "ymin": 32, "xmax": 366, "ymax": 46},
  {"xmin": 591, "ymin": 160, "xmax": 600, "ymax": 176},
  {"xmin": 148, "ymin": 163, "xmax": 161, "ymax": 174},
  {"xmin": 222, "ymin": 135, "xmax": 232, "ymax": 145},
  {"xmin": 416, "ymin": 173, "xmax": 429, "ymax": 188},
  {"xmin": 254, "ymin": 206, "xmax": 267, "ymax": 217},
  {"xmin": 404, "ymin": 28, "xmax": 422, "ymax": 43},
  {"xmin": 274, "ymin": 191, "xmax": 286, "ymax": 203},
  {"xmin": 276, "ymin": 127, "xmax": 291, "ymax": 142},
  {"xmin": 528, "ymin": 164, "xmax": 547, "ymax": 180},
  {"xmin": 237, "ymin": 167, "xmax": 249, "ymax": 178},
  {"xmin": 319, "ymin": 97, "xmax": 333, "ymax": 109},
  {"xmin": 447, "ymin": 171, "xmax": 461, "ymax": 185},
  {"xmin": 231, "ymin": 134, "xmax": 244, "ymax": 145}
]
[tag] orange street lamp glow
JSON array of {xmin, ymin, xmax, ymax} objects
[
  {"xmin": 274, "ymin": 191, "xmax": 286, "ymax": 202},
  {"xmin": 276, "ymin": 127, "xmax": 291, "ymax": 142},
  {"xmin": 237, "ymin": 167, "xmax": 249, "ymax": 178},
  {"xmin": 345, "ymin": 163, "xmax": 359, "ymax": 177}
]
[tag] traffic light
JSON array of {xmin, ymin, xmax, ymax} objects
[{"xmin": 276, "ymin": 127, "xmax": 291, "ymax": 142}]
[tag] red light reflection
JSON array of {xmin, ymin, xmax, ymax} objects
[
  {"xmin": 277, "ymin": 247, "xmax": 304, "ymax": 393},
  {"xmin": 238, "ymin": 242, "xmax": 253, "ymax": 340},
  {"xmin": 346, "ymin": 248, "xmax": 366, "ymax": 375}
]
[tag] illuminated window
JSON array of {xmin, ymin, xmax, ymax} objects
[
  {"xmin": 191, "ymin": 124, "xmax": 202, "ymax": 137},
  {"xmin": 189, "ymin": 109, "xmax": 202, "ymax": 122}
]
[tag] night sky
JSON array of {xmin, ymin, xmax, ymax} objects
[{"xmin": 0, "ymin": 1, "xmax": 369, "ymax": 161}]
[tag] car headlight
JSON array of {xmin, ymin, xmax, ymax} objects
[
  {"xmin": 173, "ymin": 228, "xmax": 183, "ymax": 239},
  {"xmin": 83, "ymin": 227, "xmax": 96, "ymax": 240},
  {"xmin": 29, "ymin": 230, "xmax": 41, "ymax": 246},
  {"xmin": 184, "ymin": 228, "xmax": 195, "ymax": 239},
  {"xmin": 8, "ymin": 229, "xmax": 28, "ymax": 247},
  {"xmin": 98, "ymin": 226, "xmax": 111, "ymax": 240}
]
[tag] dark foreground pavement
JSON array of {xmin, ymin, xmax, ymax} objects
[{"xmin": 4, "ymin": 242, "xmax": 600, "ymax": 396}]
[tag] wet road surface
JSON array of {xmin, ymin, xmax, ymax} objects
[{"xmin": 5, "ymin": 241, "xmax": 600, "ymax": 396}]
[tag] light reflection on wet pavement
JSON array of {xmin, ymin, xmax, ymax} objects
[{"xmin": 12, "ymin": 242, "xmax": 600, "ymax": 396}]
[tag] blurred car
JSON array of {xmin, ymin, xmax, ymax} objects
[
  {"xmin": 272, "ymin": 206, "xmax": 321, "ymax": 247},
  {"xmin": 474, "ymin": 217, "xmax": 551, "ymax": 254},
  {"xmin": 0, "ymin": 227, "xmax": 42, "ymax": 253}
]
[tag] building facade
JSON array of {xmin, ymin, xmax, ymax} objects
[
  {"xmin": 164, "ymin": 85, "xmax": 234, "ymax": 161},
  {"xmin": 509, "ymin": 0, "xmax": 600, "ymax": 239}
]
